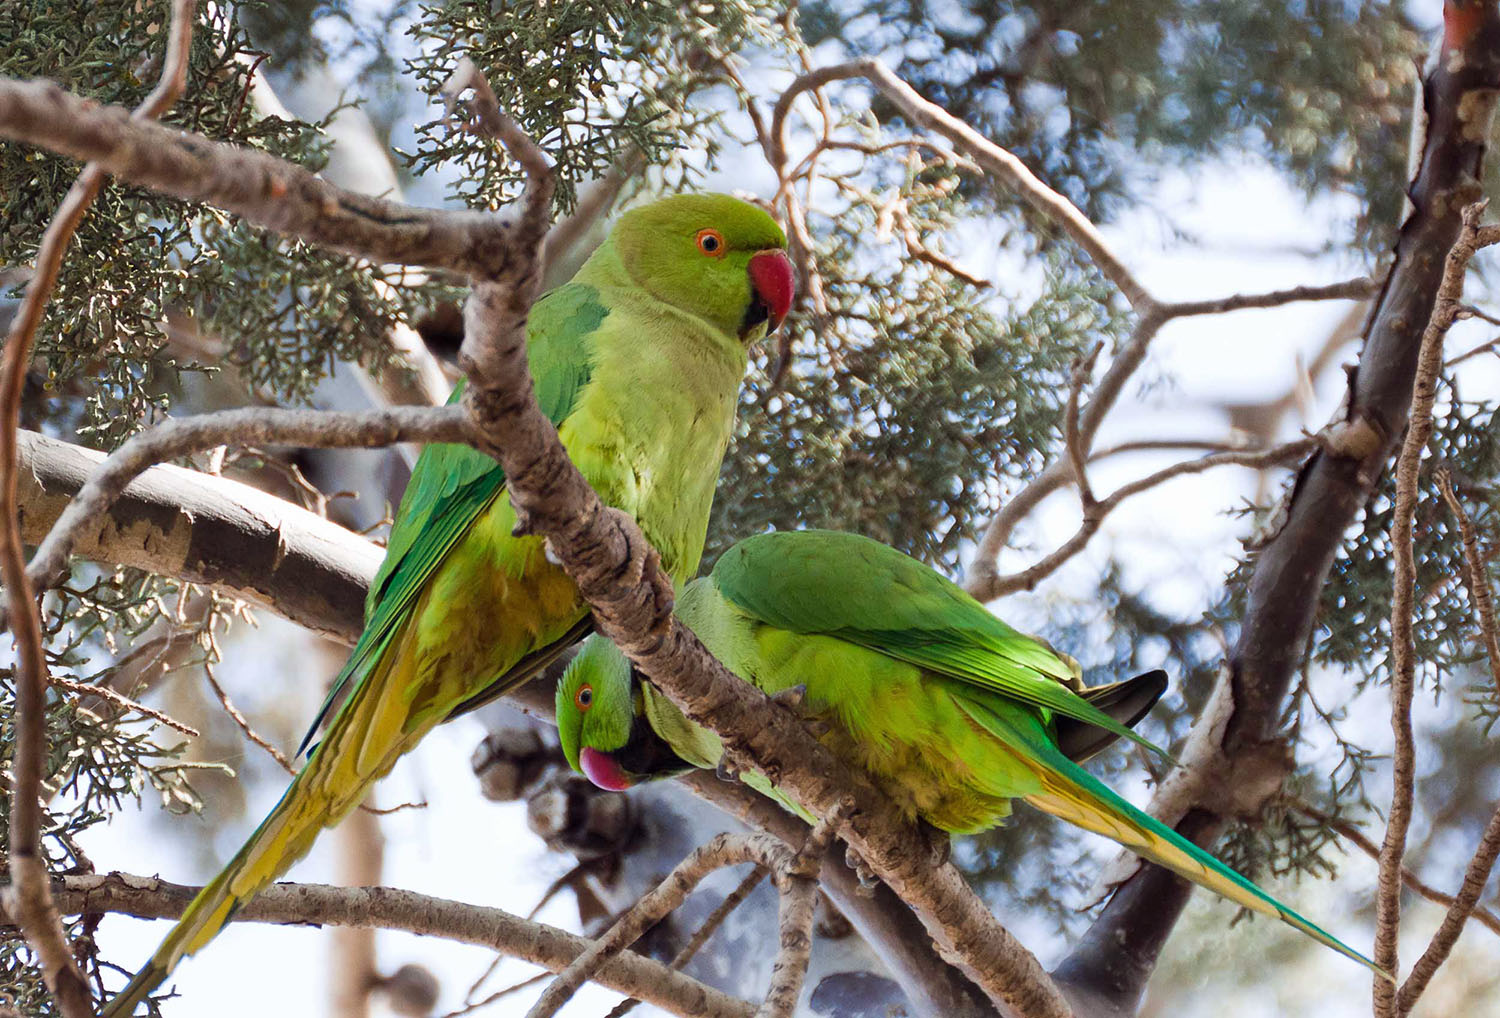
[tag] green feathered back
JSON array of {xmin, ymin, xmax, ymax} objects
[{"xmin": 713, "ymin": 529, "xmax": 1169, "ymax": 760}]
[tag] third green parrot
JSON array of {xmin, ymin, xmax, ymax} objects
[
  {"xmin": 555, "ymin": 529, "xmax": 1388, "ymax": 979},
  {"xmin": 104, "ymin": 193, "xmax": 794, "ymax": 1015}
]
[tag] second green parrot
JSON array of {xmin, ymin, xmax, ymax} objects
[
  {"xmin": 104, "ymin": 193, "xmax": 793, "ymax": 1015},
  {"xmin": 555, "ymin": 529, "xmax": 1388, "ymax": 979}
]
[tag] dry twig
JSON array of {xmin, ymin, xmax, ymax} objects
[
  {"xmin": 1375, "ymin": 202, "xmax": 1500, "ymax": 1017},
  {"xmin": 985, "ymin": 438, "xmax": 1317, "ymax": 597},
  {"xmin": 18, "ymin": 872, "xmax": 752, "ymax": 1018},
  {"xmin": 1436, "ymin": 470, "xmax": 1500, "ymax": 698},
  {"xmin": 1289, "ymin": 800, "xmax": 1500, "ymax": 938},
  {"xmin": 602, "ymin": 866, "xmax": 768, "ymax": 1018}
]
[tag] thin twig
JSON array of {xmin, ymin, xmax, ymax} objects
[
  {"xmin": 524, "ymin": 833, "xmax": 797, "ymax": 1018},
  {"xmin": 1156, "ymin": 276, "xmax": 1379, "ymax": 319},
  {"xmin": 1375, "ymin": 201, "xmax": 1498, "ymax": 1017},
  {"xmin": 0, "ymin": 4, "xmax": 195, "ymax": 1014},
  {"xmin": 983, "ymin": 438, "xmax": 1316, "ymax": 597},
  {"xmin": 1395, "ymin": 807, "xmax": 1500, "ymax": 1014},
  {"xmin": 1064, "ymin": 343, "xmax": 1104, "ymax": 509},
  {"xmin": 768, "ymin": 59, "xmax": 1152, "ymax": 310},
  {"xmin": 443, "ymin": 971, "xmax": 550, "ymax": 1018},
  {"xmin": 1445, "ymin": 333, "xmax": 1500, "ymax": 367},
  {"xmin": 202, "ymin": 660, "xmax": 295, "ymax": 774},
  {"xmin": 1289, "ymin": 800, "xmax": 1500, "ymax": 937},
  {"xmin": 1436, "ymin": 470, "xmax": 1500, "ymax": 699},
  {"xmin": 46, "ymin": 674, "xmax": 198, "ymax": 738},
  {"xmin": 603, "ymin": 867, "xmax": 768, "ymax": 1018}
]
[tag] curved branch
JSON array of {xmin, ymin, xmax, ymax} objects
[
  {"xmin": 11, "ymin": 873, "xmax": 752, "ymax": 1018},
  {"xmin": 1157, "ymin": 277, "xmax": 1379, "ymax": 319},
  {"xmin": 983, "ymin": 439, "xmax": 1315, "ymax": 598},
  {"xmin": 769, "ymin": 59, "xmax": 1151, "ymax": 310},
  {"xmin": 24, "ymin": 404, "xmax": 466, "ymax": 594}
]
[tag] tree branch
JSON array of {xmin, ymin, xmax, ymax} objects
[
  {"xmin": 13, "ymin": 429, "xmax": 379, "ymax": 642},
  {"xmin": 1437, "ymin": 470, "xmax": 1500, "ymax": 697},
  {"xmin": 0, "ymin": 80, "xmax": 531, "ymax": 278},
  {"xmin": 1376, "ymin": 201, "xmax": 1497, "ymax": 1017},
  {"xmin": 0, "ymin": 5, "xmax": 194, "ymax": 1015},
  {"xmin": 1052, "ymin": 8, "xmax": 1500, "ymax": 1012},
  {"xmin": 769, "ymin": 59, "xmax": 1152, "ymax": 310},
  {"xmin": 22, "ymin": 405, "xmax": 466, "ymax": 596},
  {"xmin": 983, "ymin": 439, "xmax": 1316, "ymax": 598},
  {"xmin": 8, "ymin": 873, "xmax": 753, "ymax": 1018},
  {"xmin": 1155, "ymin": 276, "xmax": 1380, "ymax": 319}
]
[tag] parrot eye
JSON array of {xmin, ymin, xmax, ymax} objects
[
  {"xmin": 575, "ymin": 685, "xmax": 594, "ymax": 710},
  {"xmin": 695, "ymin": 228, "xmax": 725, "ymax": 258}
]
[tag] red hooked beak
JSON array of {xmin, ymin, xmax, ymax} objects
[
  {"xmin": 746, "ymin": 249, "xmax": 795, "ymax": 336},
  {"xmin": 580, "ymin": 747, "xmax": 633, "ymax": 791}
]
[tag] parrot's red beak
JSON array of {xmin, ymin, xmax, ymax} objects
[
  {"xmin": 580, "ymin": 747, "xmax": 633, "ymax": 791},
  {"xmin": 745, "ymin": 249, "xmax": 795, "ymax": 337}
]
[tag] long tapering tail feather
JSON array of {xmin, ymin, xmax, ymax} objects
[
  {"xmin": 103, "ymin": 630, "xmax": 431, "ymax": 1016},
  {"xmin": 102, "ymin": 766, "xmax": 332, "ymax": 1016},
  {"xmin": 957, "ymin": 694, "xmax": 1394, "ymax": 982}
]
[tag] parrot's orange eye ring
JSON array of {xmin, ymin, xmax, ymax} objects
[
  {"xmin": 575, "ymin": 685, "xmax": 594, "ymax": 711},
  {"xmin": 695, "ymin": 228, "xmax": 726, "ymax": 258}
]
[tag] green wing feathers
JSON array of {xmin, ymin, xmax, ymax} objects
[
  {"xmin": 953, "ymin": 693, "xmax": 1391, "ymax": 982},
  {"xmin": 713, "ymin": 530, "xmax": 1171, "ymax": 761},
  {"xmin": 297, "ymin": 284, "xmax": 606, "ymax": 755}
]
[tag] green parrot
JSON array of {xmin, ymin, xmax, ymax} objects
[
  {"xmin": 104, "ymin": 193, "xmax": 794, "ymax": 1016},
  {"xmin": 555, "ymin": 529, "xmax": 1389, "ymax": 980}
]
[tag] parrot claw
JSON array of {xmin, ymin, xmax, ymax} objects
[
  {"xmin": 715, "ymin": 755, "xmax": 741, "ymax": 782},
  {"xmin": 803, "ymin": 717, "xmax": 834, "ymax": 738},
  {"xmin": 844, "ymin": 845, "xmax": 879, "ymax": 895},
  {"xmin": 918, "ymin": 819, "xmax": 952, "ymax": 867},
  {"xmin": 771, "ymin": 684, "xmax": 807, "ymax": 710},
  {"xmin": 542, "ymin": 539, "xmax": 563, "ymax": 568}
]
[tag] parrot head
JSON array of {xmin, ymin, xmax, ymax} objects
[
  {"xmin": 556, "ymin": 636, "xmax": 691, "ymax": 791},
  {"xmin": 612, "ymin": 193, "xmax": 794, "ymax": 345}
]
